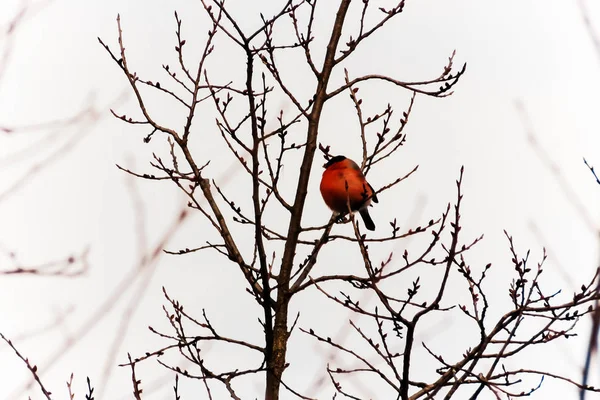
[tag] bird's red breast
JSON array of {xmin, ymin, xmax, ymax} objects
[{"xmin": 320, "ymin": 158, "xmax": 374, "ymax": 213}]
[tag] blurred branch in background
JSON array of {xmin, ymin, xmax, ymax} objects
[
  {"xmin": 0, "ymin": 0, "xmax": 53, "ymax": 92},
  {"xmin": 515, "ymin": 100, "xmax": 596, "ymax": 234},
  {"xmin": 517, "ymin": 98, "xmax": 600, "ymax": 399},
  {"xmin": 0, "ymin": 1, "xmax": 117, "ymax": 207},
  {"xmin": 0, "ymin": 1, "xmax": 154, "ymax": 399},
  {"xmin": 578, "ymin": 0, "xmax": 600, "ymax": 64},
  {"xmin": 516, "ymin": 2, "xmax": 600, "ymax": 388},
  {"xmin": 0, "ymin": 246, "xmax": 90, "ymax": 276}
]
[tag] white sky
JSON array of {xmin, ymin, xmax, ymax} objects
[{"xmin": 1, "ymin": 0, "xmax": 600, "ymax": 399}]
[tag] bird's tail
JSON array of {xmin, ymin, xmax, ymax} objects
[{"xmin": 359, "ymin": 208, "xmax": 375, "ymax": 231}]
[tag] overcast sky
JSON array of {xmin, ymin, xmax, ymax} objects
[{"xmin": 1, "ymin": 1, "xmax": 600, "ymax": 399}]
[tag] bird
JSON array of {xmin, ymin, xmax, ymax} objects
[{"xmin": 320, "ymin": 155, "xmax": 378, "ymax": 231}]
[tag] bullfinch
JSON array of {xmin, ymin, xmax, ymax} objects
[{"xmin": 320, "ymin": 155, "xmax": 378, "ymax": 231}]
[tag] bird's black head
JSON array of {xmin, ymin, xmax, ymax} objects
[{"xmin": 323, "ymin": 155, "xmax": 346, "ymax": 168}]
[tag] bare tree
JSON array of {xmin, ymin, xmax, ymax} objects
[{"xmin": 92, "ymin": 1, "xmax": 600, "ymax": 399}]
